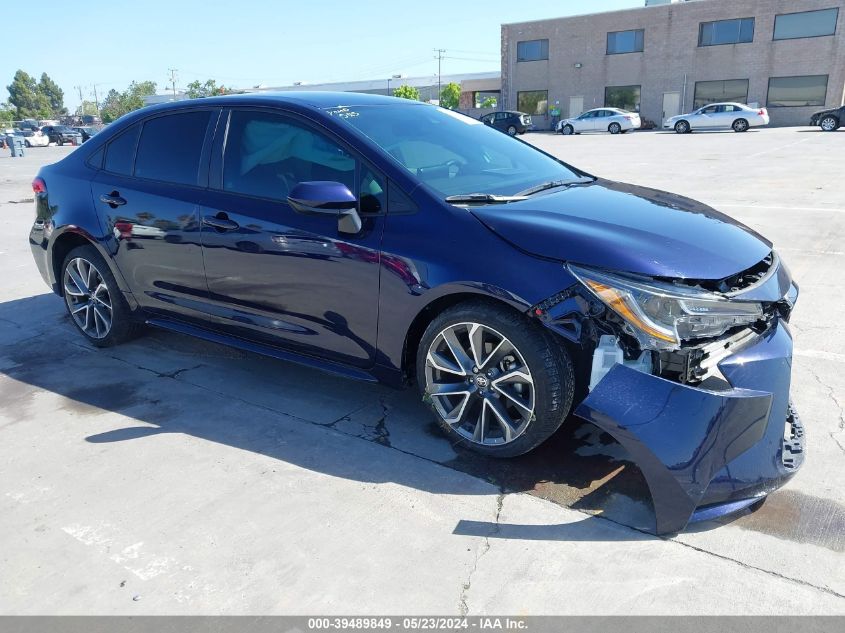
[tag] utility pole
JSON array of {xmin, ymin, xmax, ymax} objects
[
  {"xmin": 168, "ymin": 68, "xmax": 178, "ymax": 99},
  {"xmin": 74, "ymin": 85, "xmax": 84, "ymax": 119},
  {"xmin": 92, "ymin": 84, "xmax": 100, "ymax": 118},
  {"xmin": 434, "ymin": 49, "xmax": 446, "ymax": 104}
]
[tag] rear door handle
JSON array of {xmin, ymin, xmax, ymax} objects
[
  {"xmin": 202, "ymin": 214, "xmax": 240, "ymax": 231},
  {"xmin": 99, "ymin": 193, "xmax": 126, "ymax": 207}
]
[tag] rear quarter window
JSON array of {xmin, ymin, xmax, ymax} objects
[
  {"xmin": 104, "ymin": 124, "xmax": 141, "ymax": 176},
  {"xmin": 134, "ymin": 111, "xmax": 211, "ymax": 186}
]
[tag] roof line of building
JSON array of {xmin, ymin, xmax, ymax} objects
[{"xmin": 502, "ymin": 0, "xmax": 709, "ymax": 28}]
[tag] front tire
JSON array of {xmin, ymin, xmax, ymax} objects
[
  {"xmin": 732, "ymin": 118, "xmax": 749, "ymax": 132},
  {"xmin": 417, "ymin": 301, "xmax": 574, "ymax": 458},
  {"xmin": 56, "ymin": 139, "xmax": 63, "ymax": 146},
  {"xmin": 561, "ymin": 124, "xmax": 574, "ymax": 136},
  {"xmin": 674, "ymin": 120, "xmax": 690, "ymax": 134},
  {"xmin": 608, "ymin": 122, "xmax": 621, "ymax": 134},
  {"xmin": 820, "ymin": 115, "xmax": 840, "ymax": 131},
  {"xmin": 61, "ymin": 245, "xmax": 139, "ymax": 347},
  {"xmin": 506, "ymin": 125, "xmax": 517, "ymax": 136}
]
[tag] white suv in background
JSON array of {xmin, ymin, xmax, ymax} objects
[
  {"xmin": 557, "ymin": 108, "xmax": 641, "ymax": 135},
  {"xmin": 665, "ymin": 103, "xmax": 770, "ymax": 133}
]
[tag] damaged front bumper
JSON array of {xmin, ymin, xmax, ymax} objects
[{"xmin": 575, "ymin": 318, "xmax": 804, "ymax": 535}]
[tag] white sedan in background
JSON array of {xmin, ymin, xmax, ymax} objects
[
  {"xmin": 665, "ymin": 103, "xmax": 769, "ymax": 133},
  {"xmin": 20, "ymin": 130, "xmax": 49, "ymax": 147},
  {"xmin": 557, "ymin": 108, "xmax": 641, "ymax": 135}
]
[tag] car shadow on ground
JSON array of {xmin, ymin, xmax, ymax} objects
[{"xmin": 0, "ymin": 292, "xmax": 753, "ymax": 542}]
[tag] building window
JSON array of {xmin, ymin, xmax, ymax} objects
[
  {"xmin": 473, "ymin": 91, "xmax": 499, "ymax": 108},
  {"xmin": 606, "ymin": 29, "xmax": 644, "ymax": 54},
  {"xmin": 767, "ymin": 75, "xmax": 829, "ymax": 107},
  {"xmin": 693, "ymin": 79, "xmax": 750, "ymax": 108},
  {"xmin": 516, "ymin": 39, "xmax": 549, "ymax": 62},
  {"xmin": 773, "ymin": 8, "xmax": 838, "ymax": 40},
  {"xmin": 699, "ymin": 18, "xmax": 755, "ymax": 46},
  {"xmin": 517, "ymin": 90, "xmax": 548, "ymax": 116},
  {"xmin": 604, "ymin": 85, "xmax": 641, "ymax": 112}
]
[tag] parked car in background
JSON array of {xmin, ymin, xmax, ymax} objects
[
  {"xmin": 666, "ymin": 103, "xmax": 769, "ymax": 133},
  {"xmin": 557, "ymin": 108, "xmax": 641, "ymax": 135},
  {"xmin": 28, "ymin": 93, "xmax": 802, "ymax": 535},
  {"xmin": 20, "ymin": 129, "xmax": 49, "ymax": 147},
  {"xmin": 73, "ymin": 126, "xmax": 100, "ymax": 142},
  {"xmin": 41, "ymin": 125, "xmax": 84, "ymax": 146},
  {"xmin": 480, "ymin": 111, "xmax": 532, "ymax": 136},
  {"xmin": 809, "ymin": 105, "xmax": 844, "ymax": 132}
]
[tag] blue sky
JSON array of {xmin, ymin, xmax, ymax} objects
[{"xmin": 4, "ymin": 0, "xmax": 641, "ymax": 110}]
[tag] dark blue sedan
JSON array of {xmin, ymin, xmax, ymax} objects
[{"xmin": 28, "ymin": 92, "xmax": 803, "ymax": 534}]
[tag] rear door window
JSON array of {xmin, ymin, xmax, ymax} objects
[
  {"xmin": 104, "ymin": 124, "xmax": 140, "ymax": 176},
  {"xmin": 134, "ymin": 111, "xmax": 211, "ymax": 185}
]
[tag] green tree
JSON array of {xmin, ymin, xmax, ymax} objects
[
  {"xmin": 439, "ymin": 82, "xmax": 461, "ymax": 110},
  {"xmin": 7, "ymin": 70, "xmax": 51, "ymax": 119},
  {"xmin": 37, "ymin": 72, "xmax": 65, "ymax": 116},
  {"xmin": 185, "ymin": 79, "xmax": 231, "ymax": 99},
  {"xmin": 100, "ymin": 81, "xmax": 157, "ymax": 123},
  {"xmin": 480, "ymin": 96, "xmax": 497, "ymax": 108},
  {"xmin": 392, "ymin": 84, "xmax": 420, "ymax": 101}
]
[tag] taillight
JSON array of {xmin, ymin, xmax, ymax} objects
[
  {"xmin": 32, "ymin": 177, "xmax": 46, "ymax": 194},
  {"xmin": 758, "ymin": 108, "xmax": 767, "ymax": 116}
]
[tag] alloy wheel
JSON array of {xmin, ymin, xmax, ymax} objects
[
  {"xmin": 424, "ymin": 322, "xmax": 535, "ymax": 446},
  {"xmin": 821, "ymin": 116, "xmax": 838, "ymax": 131},
  {"xmin": 63, "ymin": 257, "xmax": 113, "ymax": 339},
  {"xmin": 733, "ymin": 119, "xmax": 748, "ymax": 132}
]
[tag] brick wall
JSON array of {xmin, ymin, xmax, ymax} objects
[{"xmin": 502, "ymin": 0, "xmax": 845, "ymax": 127}]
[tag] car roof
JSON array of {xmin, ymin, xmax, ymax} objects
[
  {"xmin": 700, "ymin": 102, "xmax": 747, "ymax": 108},
  {"xmin": 145, "ymin": 91, "xmax": 428, "ymax": 114}
]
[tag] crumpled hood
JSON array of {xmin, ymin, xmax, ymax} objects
[{"xmin": 470, "ymin": 179, "xmax": 772, "ymax": 279}]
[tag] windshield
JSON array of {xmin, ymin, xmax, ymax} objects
[{"xmin": 329, "ymin": 104, "xmax": 581, "ymax": 197}]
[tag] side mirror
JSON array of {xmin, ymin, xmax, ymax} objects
[{"xmin": 287, "ymin": 181, "xmax": 362, "ymax": 234}]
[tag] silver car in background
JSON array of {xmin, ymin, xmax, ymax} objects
[
  {"xmin": 557, "ymin": 108, "xmax": 641, "ymax": 135},
  {"xmin": 666, "ymin": 103, "xmax": 770, "ymax": 134}
]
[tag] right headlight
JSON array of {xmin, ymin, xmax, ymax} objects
[{"xmin": 568, "ymin": 264, "xmax": 764, "ymax": 350}]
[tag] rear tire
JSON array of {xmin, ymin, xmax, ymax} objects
[
  {"xmin": 674, "ymin": 120, "xmax": 690, "ymax": 134},
  {"xmin": 417, "ymin": 301, "xmax": 574, "ymax": 458},
  {"xmin": 608, "ymin": 122, "xmax": 621, "ymax": 134},
  {"xmin": 820, "ymin": 115, "xmax": 840, "ymax": 131},
  {"xmin": 732, "ymin": 118, "xmax": 749, "ymax": 132},
  {"xmin": 561, "ymin": 124, "xmax": 574, "ymax": 136},
  {"xmin": 61, "ymin": 245, "xmax": 140, "ymax": 348}
]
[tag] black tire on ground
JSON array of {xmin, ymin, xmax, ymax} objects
[
  {"xmin": 561, "ymin": 124, "xmax": 574, "ymax": 135},
  {"xmin": 416, "ymin": 300, "xmax": 575, "ymax": 458},
  {"xmin": 820, "ymin": 115, "xmax": 840, "ymax": 132},
  {"xmin": 506, "ymin": 125, "xmax": 517, "ymax": 136},
  {"xmin": 732, "ymin": 118, "xmax": 749, "ymax": 132},
  {"xmin": 61, "ymin": 244, "xmax": 140, "ymax": 348},
  {"xmin": 608, "ymin": 122, "xmax": 621, "ymax": 134},
  {"xmin": 674, "ymin": 120, "xmax": 690, "ymax": 134},
  {"xmin": 56, "ymin": 139, "xmax": 63, "ymax": 146}
]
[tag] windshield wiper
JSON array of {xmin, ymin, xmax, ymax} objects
[
  {"xmin": 516, "ymin": 176, "xmax": 595, "ymax": 197},
  {"xmin": 444, "ymin": 193, "xmax": 529, "ymax": 205}
]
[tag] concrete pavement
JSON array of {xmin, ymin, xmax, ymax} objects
[{"xmin": 1, "ymin": 130, "xmax": 843, "ymax": 614}]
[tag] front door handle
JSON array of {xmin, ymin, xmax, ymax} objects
[
  {"xmin": 99, "ymin": 192, "xmax": 126, "ymax": 207},
  {"xmin": 202, "ymin": 213, "xmax": 240, "ymax": 231}
]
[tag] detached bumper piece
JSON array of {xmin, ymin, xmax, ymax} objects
[{"xmin": 576, "ymin": 320, "xmax": 800, "ymax": 535}]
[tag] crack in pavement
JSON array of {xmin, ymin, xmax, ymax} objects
[
  {"xmin": 41, "ymin": 338, "xmax": 845, "ymax": 602},
  {"xmin": 805, "ymin": 364, "xmax": 845, "ymax": 431},
  {"xmin": 459, "ymin": 491, "xmax": 504, "ymax": 616}
]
